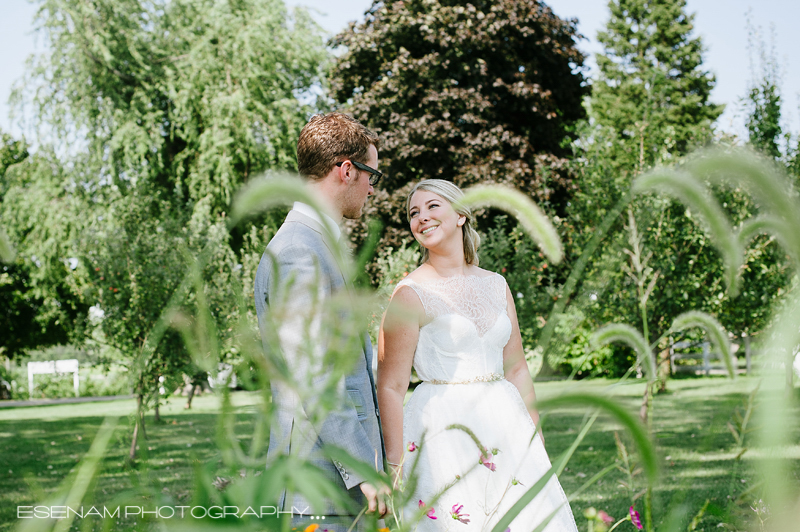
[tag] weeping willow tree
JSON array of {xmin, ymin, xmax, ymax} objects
[{"xmin": 5, "ymin": 0, "xmax": 328, "ymax": 457}]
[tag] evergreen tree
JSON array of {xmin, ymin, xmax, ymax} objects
[
  {"xmin": 592, "ymin": 0, "xmax": 723, "ymax": 172},
  {"xmin": 561, "ymin": 1, "xmax": 793, "ymax": 377}
]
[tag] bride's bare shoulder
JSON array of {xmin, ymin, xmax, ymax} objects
[{"xmin": 403, "ymin": 264, "xmax": 436, "ymax": 283}]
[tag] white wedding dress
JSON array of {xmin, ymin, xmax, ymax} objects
[{"xmin": 394, "ymin": 274, "xmax": 578, "ymax": 532}]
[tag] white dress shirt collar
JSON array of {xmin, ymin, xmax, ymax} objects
[{"xmin": 292, "ymin": 202, "xmax": 342, "ymax": 241}]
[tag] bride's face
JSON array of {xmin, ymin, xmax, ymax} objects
[{"xmin": 408, "ymin": 190, "xmax": 466, "ymax": 251}]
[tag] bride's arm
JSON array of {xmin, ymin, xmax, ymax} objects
[
  {"xmin": 377, "ymin": 285, "xmax": 421, "ymax": 485},
  {"xmin": 502, "ymin": 284, "xmax": 545, "ymax": 447}
]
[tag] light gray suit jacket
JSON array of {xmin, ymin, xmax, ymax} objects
[{"xmin": 254, "ymin": 209, "xmax": 384, "ymax": 516}]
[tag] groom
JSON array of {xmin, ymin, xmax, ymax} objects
[{"xmin": 254, "ymin": 113, "xmax": 387, "ymax": 529}]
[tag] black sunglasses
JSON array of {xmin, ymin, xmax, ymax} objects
[{"xmin": 336, "ymin": 160, "xmax": 383, "ymax": 186}]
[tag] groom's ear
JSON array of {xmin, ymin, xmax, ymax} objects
[{"xmin": 341, "ymin": 161, "xmax": 360, "ymax": 186}]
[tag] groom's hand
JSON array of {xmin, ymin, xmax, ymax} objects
[{"xmin": 360, "ymin": 482, "xmax": 390, "ymax": 517}]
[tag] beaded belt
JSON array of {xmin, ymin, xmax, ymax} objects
[{"xmin": 428, "ymin": 372, "xmax": 504, "ymax": 385}]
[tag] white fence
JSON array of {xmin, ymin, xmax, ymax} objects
[
  {"xmin": 27, "ymin": 359, "xmax": 80, "ymax": 397},
  {"xmin": 670, "ymin": 337, "xmax": 799, "ymax": 377}
]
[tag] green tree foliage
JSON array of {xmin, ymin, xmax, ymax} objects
[
  {"xmin": 551, "ymin": 0, "xmax": 730, "ymax": 374},
  {"xmin": 746, "ymin": 77, "xmax": 781, "ymax": 160},
  {"xmin": 2, "ymin": 0, "xmax": 328, "ymax": 432},
  {"xmin": 742, "ymin": 21, "xmax": 798, "ymax": 171},
  {"xmin": 9, "ymin": 0, "xmax": 327, "ymax": 336},
  {"xmin": 20, "ymin": 0, "xmax": 327, "ymax": 211},
  {"xmin": 556, "ymin": 0, "xmax": 800, "ymax": 373},
  {"xmin": 331, "ymin": 0, "xmax": 589, "ymax": 252},
  {"xmin": 1, "ymin": 141, "xmax": 91, "ymax": 358},
  {"xmin": 592, "ymin": 0, "xmax": 723, "ymax": 172},
  {"xmin": 555, "ymin": 1, "xmax": 794, "ymax": 376}
]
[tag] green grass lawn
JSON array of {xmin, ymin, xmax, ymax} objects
[{"xmin": 1, "ymin": 376, "xmax": 798, "ymax": 531}]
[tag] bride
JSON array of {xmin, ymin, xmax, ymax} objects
[{"xmin": 377, "ymin": 179, "xmax": 578, "ymax": 531}]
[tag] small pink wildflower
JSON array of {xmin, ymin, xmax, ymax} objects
[
  {"xmin": 407, "ymin": 441, "xmax": 417, "ymax": 452},
  {"xmin": 419, "ymin": 500, "xmax": 437, "ymax": 520},
  {"xmin": 480, "ymin": 449, "xmax": 497, "ymax": 472},
  {"xmin": 629, "ymin": 506, "xmax": 643, "ymax": 530},
  {"xmin": 597, "ymin": 510, "xmax": 614, "ymax": 524},
  {"xmin": 450, "ymin": 504, "xmax": 470, "ymax": 524}
]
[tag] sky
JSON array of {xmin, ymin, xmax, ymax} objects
[{"xmin": 2, "ymin": 0, "xmax": 798, "ymax": 143}]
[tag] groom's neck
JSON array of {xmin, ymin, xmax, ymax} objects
[{"xmin": 306, "ymin": 179, "xmax": 344, "ymax": 224}]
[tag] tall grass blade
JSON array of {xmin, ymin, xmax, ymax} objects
[
  {"xmin": 633, "ymin": 169, "xmax": 742, "ymax": 296},
  {"xmin": 528, "ymin": 463, "xmax": 619, "ymax": 532},
  {"xmin": 459, "ymin": 185, "xmax": 563, "ymax": 263},
  {"xmin": 490, "ymin": 411, "xmax": 599, "ymax": 532},
  {"xmin": 325, "ymin": 445, "xmax": 390, "ymax": 488},
  {"xmin": 16, "ymin": 417, "xmax": 118, "ymax": 532},
  {"xmin": 537, "ymin": 193, "xmax": 631, "ymax": 367},
  {"xmin": 354, "ymin": 219, "xmax": 383, "ymax": 288},
  {"xmin": 688, "ymin": 150, "xmax": 800, "ymax": 251},
  {"xmin": 591, "ymin": 324, "xmax": 657, "ymax": 383},
  {"xmin": 537, "ymin": 392, "xmax": 658, "ymax": 484},
  {"xmin": 228, "ymin": 172, "xmax": 351, "ymax": 280},
  {"xmin": 755, "ymin": 293, "xmax": 800, "ymax": 529},
  {"xmin": 737, "ymin": 215, "xmax": 797, "ymax": 263},
  {"xmin": 670, "ymin": 311, "xmax": 735, "ymax": 379}
]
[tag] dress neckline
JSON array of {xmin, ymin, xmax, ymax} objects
[{"xmin": 402, "ymin": 273, "xmax": 499, "ymax": 285}]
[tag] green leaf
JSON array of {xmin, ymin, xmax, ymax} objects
[
  {"xmin": 0, "ymin": 228, "xmax": 14, "ymax": 263},
  {"xmin": 34, "ymin": 417, "xmax": 119, "ymax": 532},
  {"xmin": 264, "ymin": 455, "xmax": 357, "ymax": 516},
  {"xmin": 324, "ymin": 445, "xmax": 390, "ymax": 489},
  {"xmin": 590, "ymin": 324, "xmax": 657, "ymax": 383},
  {"xmin": 537, "ymin": 392, "xmax": 658, "ymax": 484},
  {"xmin": 491, "ymin": 411, "xmax": 599, "ymax": 532},
  {"xmin": 228, "ymin": 172, "xmax": 350, "ymax": 278},
  {"xmin": 459, "ymin": 185, "xmax": 563, "ymax": 264},
  {"xmin": 670, "ymin": 311, "xmax": 735, "ymax": 379},
  {"xmin": 633, "ymin": 169, "xmax": 742, "ymax": 296}
]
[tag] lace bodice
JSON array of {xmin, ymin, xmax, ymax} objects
[{"xmin": 394, "ymin": 274, "xmax": 512, "ymax": 383}]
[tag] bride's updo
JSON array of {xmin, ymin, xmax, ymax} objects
[{"xmin": 406, "ymin": 179, "xmax": 481, "ymax": 266}]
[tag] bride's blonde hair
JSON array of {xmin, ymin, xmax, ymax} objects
[{"xmin": 406, "ymin": 179, "xmax": 481, "ymax": 266}]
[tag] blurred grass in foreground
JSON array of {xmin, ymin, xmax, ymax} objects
[{"xmin": 2, "ymin": 378, "xmax": 798, "ymax": 530}]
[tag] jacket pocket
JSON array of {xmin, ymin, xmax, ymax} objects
[{"xmin": 347, "ymin": 389, "xmax": 367, "ymax": 420}]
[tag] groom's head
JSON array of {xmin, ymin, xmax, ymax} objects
[{"xmin": 297, "ymin": 112, "xmax": 380, "ymax": 219}]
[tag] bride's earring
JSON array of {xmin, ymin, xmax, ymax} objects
[{"xmin": 457, "ymin": 216, "xmax": 466, "ymax": 227}]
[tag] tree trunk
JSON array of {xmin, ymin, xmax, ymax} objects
[
  {"xmin": 128, "ymin": 420, "xmax": 139, "ymax": 461},
  {"xmin": 657, "ymin": 344, "xmax": 671, "ymax": 394},
  {"xmin": 185, "ymin": 384, "xmax": 197, "ymax": 409},
  {"xmin": 534, "ymin": 349, "xmax": 562, "ymax": 378},
  {"xmin": 154, "ymin": 381, "xmax": 161, "ymax": 422},
  {"xmin": 129, "ymin": 393, "xmax": 144, "ymax": 461},
  {"xmin": 183, "ymin": 384, "xmax": 195, "ymax": 410},
  {"xmin": 640, "ymin": 383, "xmax": 651, "ymax": 424}
]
